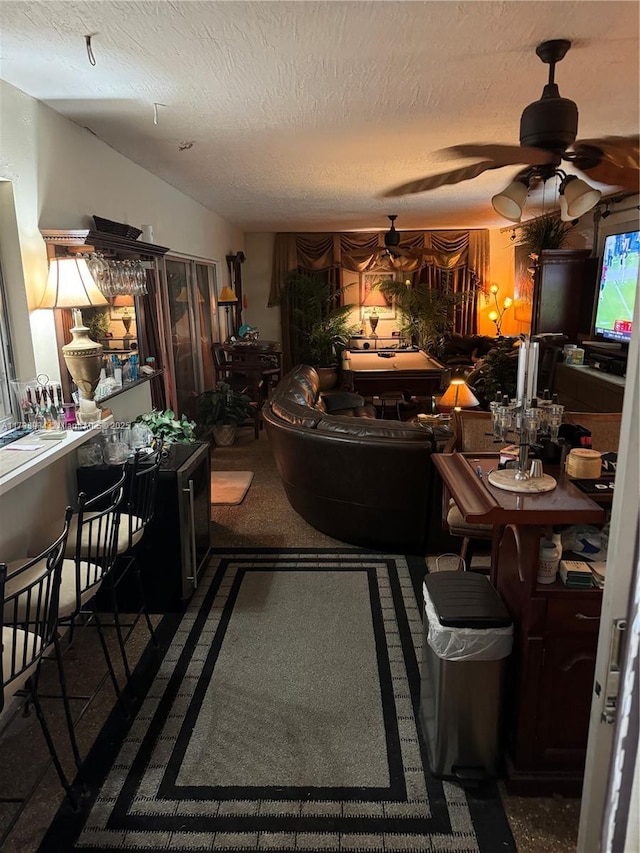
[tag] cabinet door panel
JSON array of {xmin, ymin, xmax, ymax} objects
[{"xmin": 536, "ymin": 635, "xmax": 597, "ymax": 769}]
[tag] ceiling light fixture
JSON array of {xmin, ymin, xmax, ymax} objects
[{"xmin": 492, "ymin": 167, "xmax": 601, "ymax": 223}]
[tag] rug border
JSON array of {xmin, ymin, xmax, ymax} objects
[{"xmin": 38, "ymin": 551, "xmax": 516, "ymax": 853}]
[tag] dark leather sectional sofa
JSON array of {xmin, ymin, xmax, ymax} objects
[{"xmin": 263, "ymin": 365, "xmax": 435, "ymax": 552}]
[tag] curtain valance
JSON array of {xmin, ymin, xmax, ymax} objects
[{"xmin": 269, "ymin": 229, "xmax": 489, "ymax": 306}]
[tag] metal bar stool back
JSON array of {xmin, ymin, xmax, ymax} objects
[{"xmin": 1, "ymin": 507, "xmax": 78, "ymax": 808}]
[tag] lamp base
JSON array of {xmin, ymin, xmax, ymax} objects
[
  {"xmin": 369, "ymin": 315, "xmax": 379, "ymax": 335},
  {"xmin": 76, "ymin": 397, "xmax": 102, "ymax": 424},
  {"xmin": 62, "ymin": 320, "xmax": 104, "ymax": 402}
]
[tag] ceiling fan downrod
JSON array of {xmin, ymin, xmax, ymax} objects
[{"xmin": 520, "ymin": 39, "xmax": 578, "ymax": 153}]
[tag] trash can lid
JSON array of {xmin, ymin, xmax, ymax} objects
[{"xmin": 424, "ymin": 572, "xmax": 512, "ymax": 628}]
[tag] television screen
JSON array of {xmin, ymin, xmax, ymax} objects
[{"xmin": 595, "ymin": 230, "xmax": 639, "ymax": 343}]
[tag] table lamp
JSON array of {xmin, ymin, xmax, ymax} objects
[
  {"xmin": 112, "ymin": 294, "xmax": 135, "ymax": 337},
  {"xmin": 362, "ymin": 288, "xmax": 388, "ymax": 335},
  {"xmin": 40, "ymin": 256, "xmax": 109, "ymax": 422},
  {"xmin": 438, "ymin": 379, "xmax": 480, "ymax": 413},
  {"xmin": 218, "ymin": 285, "xmax": 239, "ymax": 342}
]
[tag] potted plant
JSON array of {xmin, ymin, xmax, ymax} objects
[
  {"xmin": 376, "ymin": 277, "xmax": 471, "ymax": 353},
  {"xmin": 133, "ymin": 409, "xmax": 197, "ymax": 446},
  {"xmin": 197, "ymin": 382, "xmax": 254, "ymax": 446},
  {"xmin": 517, "ymin": 214, "xmax": 574, "ymax": 257},
  {"xmin": 278, "ymin": 271, "xmax": 358, "ymax": 389}
]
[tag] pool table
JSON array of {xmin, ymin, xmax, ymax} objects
[{"xmin": 342, "ymin": 349, "xmax": 446, "ymax": 397}]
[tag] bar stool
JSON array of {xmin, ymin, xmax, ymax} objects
[
  {"xmin": 108, "ymin": 448, "xmax": 163, "ymax": 684},
  {"xmin": 48, "ymin": 471, "xmax": 129, "ymax": 776},
  {"xmin": 1, "ymin": 507, "xmax": 79, "ymax": 808}
]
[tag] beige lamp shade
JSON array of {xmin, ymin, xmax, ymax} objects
[
  {"xmin": 362, "ymin": 288, "xmax": 389, "ymax": 308},
  {"xmin": 40, "ymin": 257, "xmax": 108, "ymax": 309},
  {"xmin": 491, "ymin": 180, "xmax": 528, "ymax": 222},
  {"xmin": 438, "ymin": 379, "xmax": 480, "ymax": 412},
  {"xmin": 112, "ymin": 294, "xmax": 135, "ymax": 308},
  {"xmin": 218, "ymin": 285, "xmax": 238, "ymax": 304},
  {"xmin": 563, "ymin": 176, "xmax": 601, "ymax": 218}
]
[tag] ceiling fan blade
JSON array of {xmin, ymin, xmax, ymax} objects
[
  {"xmin": 568, "ymin": 136, "xmax": 640, "ymax": 191},
  {"xmin": 448, "ymin": 144, "xmax": 556, "ymax": 167},
  {"xmin": 383, "ymin": 160, "xmax": 500, "ymax": 198}
]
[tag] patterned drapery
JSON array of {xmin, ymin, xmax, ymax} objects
[{"xmin": 270, "ymin": 229, "xmax": 489, "ymax": 363}]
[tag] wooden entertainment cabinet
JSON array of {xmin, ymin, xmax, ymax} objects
[{"xmin": 554, "ymin": 362, "xmax": 625, "ymax": 412}]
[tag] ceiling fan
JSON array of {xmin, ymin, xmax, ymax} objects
[
  {"xmin": 367, "ymin": 215, "xmax": 448, "ymax": 268},
  {"xmin": 383, "ymin": 39, "xmax": 639, "ymax": 215}
]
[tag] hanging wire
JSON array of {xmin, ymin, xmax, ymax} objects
[
  {"xmin": 153, "ymin": 103, "xmax": 168, "ymax": 125},
  {"xmin": 85, "ymin": 35, "xmax": 96, "ymax": 66}
]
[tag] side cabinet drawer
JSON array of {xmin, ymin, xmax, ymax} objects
[{"xmin": 547, "ymin": 598, "xmax": 602, "ymax": 635}]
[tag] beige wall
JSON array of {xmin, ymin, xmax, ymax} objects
[
  {"xmin": 243, "ymin": 233, "xmax": 281, "ymax": 342},
  {"xmin": 0, "ymin": 80, "xmax": 244, "ymax": 382}
]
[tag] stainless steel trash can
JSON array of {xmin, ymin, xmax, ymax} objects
[{"xmin": 419, "ymin": 572, "xmax": 513, "ymax": 783}]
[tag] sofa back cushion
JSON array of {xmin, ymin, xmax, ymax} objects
[
  {"xmin": 316, "ymin": 415, "xmax": 432, "ymax": 442},
  {"xmin": 271, "ymin": 400, "xmax": 323, "ymax": 428}
]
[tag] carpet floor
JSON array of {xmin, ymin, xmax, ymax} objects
[{"xmin": 39, "ymin": 550, "xmax": 516, "ymax": 853}]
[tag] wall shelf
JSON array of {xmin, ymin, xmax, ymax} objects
[{"xmin": 41, "ymin": 229, "xmax": 170, "ymax": 258}]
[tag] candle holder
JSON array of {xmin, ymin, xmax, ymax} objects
[{"xmin": 487, "ymin": 336, "xmax": 557, "ymax": 493}]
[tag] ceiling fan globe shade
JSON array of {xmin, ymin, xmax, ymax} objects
[
  {"xmin": 559, "ymin": 195, "xmax": 573, "ymax": 222},
  {"xmin": 491, "ymin": 180, "xmax": 528, "ymax": 221},
  {"xmin": 564, "ymin": 178, "xmax": 601, "ymax": 217}
]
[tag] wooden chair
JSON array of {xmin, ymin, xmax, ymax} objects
[
  {"xmin": 212, "ymin": 344, "xmax": 265, "ymax": 439},
  {"xmin": 444, "ymin": 410, "xmax": 501, "ymax": 566}
]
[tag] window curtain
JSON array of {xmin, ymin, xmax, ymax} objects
[{"xmin": 270, "ymin": 229, "xmax": 489, "ymax": 363}]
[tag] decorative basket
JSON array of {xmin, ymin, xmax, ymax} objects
[{"xmin": 92, "ymin": 216, "xmax": 142, "ymax": 240}]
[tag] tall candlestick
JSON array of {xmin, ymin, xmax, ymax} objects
[
  {"xmin": 526, "ymin": 342, "xmax": 539, "ymax": 404},
  {"xmin": 516, "ymin": 341, "xmax": 527, "ymax": 405}
]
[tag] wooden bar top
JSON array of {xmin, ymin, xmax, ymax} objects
[{"xmin": 433, "ymin": 452, "xmax": 605, "ymax": 526}]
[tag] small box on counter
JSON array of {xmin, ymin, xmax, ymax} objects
[
  {"xmin": 564, "ymin": 347, "xmax": 585, "ymax": 365},
  {"xmin": 590, "ymin": 562, "xmax": 606, "ymax": 588},
  {"xmin": 559, "ymin": 559, "xmax": 595, "ymax": 588}
]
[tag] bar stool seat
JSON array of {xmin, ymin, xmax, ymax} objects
[{"xmin": 5, "ymin": 558, "xmax": 103, "ymax": 616}]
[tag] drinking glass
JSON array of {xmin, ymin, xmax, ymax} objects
[
  {"xmin": 524, "ymin": 407, "xmax": 540, "ymax": 446},
  {"xmin": 77, "ymin": 440, "xmax": 104, "ymax": 467},
  {"xmin": 102, "ymin": 427, "xmax": 131, "ymax": 465},
  {"xmin": 496, "ymin": 404, "xmax": 512, "ymax": 442},
  {"xmin": 548, "ymin": 403, "xmax": 564, "ymax": 442}
]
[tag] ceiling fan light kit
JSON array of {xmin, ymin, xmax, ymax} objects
[
  {"xmin": 560, "ymin": 174, "xmax": 602, "ymax": 218},
  {"xmin": 384, "ymin": 39, "xmax": 638, "ymax": 212},
  {"xmin": 491, "ymin": 178, "xmax": 530, "ymax": 222}
]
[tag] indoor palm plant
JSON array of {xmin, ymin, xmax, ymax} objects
[
  {"xmin": 197, "ymin": 382, "xmax": 254, "ymax": 445},
  {"xmin": 278, "ymin": 271, "xmax": 357, "ymax": 389},
  {"xmin": 377, "ymin": 277, "xmax": 470, "ymax": 353}
]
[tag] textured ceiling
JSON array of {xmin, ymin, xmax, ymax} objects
[{"xmin": 1, "ymin": 1, "xmax": 638, "ymax": 232}]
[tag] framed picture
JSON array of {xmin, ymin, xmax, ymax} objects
[{"xmin": 360, "ymin": 273, "xmax": 396, "ymax": 319}]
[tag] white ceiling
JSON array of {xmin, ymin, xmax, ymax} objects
[{"xmin": 1, "ymin": 1, "xmax": 638, "ymax": 232}]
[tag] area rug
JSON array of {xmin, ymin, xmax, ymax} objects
[
  {"xmin": 39, "ymin": 549, "xmax": 515, "ymax": 852},
  {"xmin": 211, "ymin": 470, "xmax": 254, "ymax": 507}
]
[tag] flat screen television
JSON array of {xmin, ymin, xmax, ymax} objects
[{"xmin": 593, "ymin": 229, "xmax": 639, "ymax": 344}]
